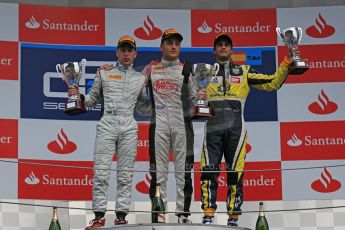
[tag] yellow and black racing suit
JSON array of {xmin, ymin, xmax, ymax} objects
[{"xmin": 200, "ymin": 57, "xmax": 291, "ymax": 217}]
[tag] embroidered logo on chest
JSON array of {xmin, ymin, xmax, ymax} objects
[
  {"xmin": 153, "ymin": 79, "xmax": 179, "ymax": 94},
  {"xmin": 108, "ymin": 74, "xmax": 122, "ymax": 80},
  {"xmin": 230, "ymin": 77, "xmax": 241, "ymax": 83},
  {"xmin": 232, "ymin": 68, "xmax": 241, "ymax": 75},
  {"xmin": 153, "ymin": 65, "xmax": 166, "ymax": 72}
]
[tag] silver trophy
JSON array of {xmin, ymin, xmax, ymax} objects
[
  {"xmin": 56, "ymin": 59, "xmax": 87, "ymax": 115},
  {"xmin": 276, "ymin": 27, "xmax": 309, "ymax": 74},
  {"xmin": 191, "ymin": 63, "xmax": 219, "ymax": 118}
]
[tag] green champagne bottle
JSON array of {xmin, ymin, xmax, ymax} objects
[
  {"xmin": 151, "ymin": 183, "xmax": 165, "ymax": 223},
  {"xmin": 255, "ymin": 202, "xmax": 269, "ymax": 230},
  {"xmin": 49, "ymin": 207, "xmax": 62, "ymax": 230}
]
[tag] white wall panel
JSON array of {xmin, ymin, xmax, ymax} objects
[
  {"xmin": 105, "ymin": 9, "xmax": 191, "ymax": 47},
  {"xmin": 0, "ymin": 159, "xmax": 18, "ymax": 198},
  {"xmin": 246, "ymin": 121, "xmax": 281, "ymax": 162},
  {"xmin": 277, "ymin": 82, "xmax": 345, "ymax": 122},
  {"xmin": 0, "ymin": 3, "xmax": 18, "ymax": 41},
  {"xmin": 0, "ymin": 80, "xmax": 20, "ymax": 118},
  {"xmin": 19, "ymin": 119, "xmax": 97, "ymax": 161},
  {"xmin": 282, "ymin": 160, "xmax": 345, "ymax": 200}
]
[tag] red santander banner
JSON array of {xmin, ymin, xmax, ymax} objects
[
  {"xmin": 278, "ymin": 44, "xmax": 345, "ymax": 83},
  {"xmin": 18, "ymin": 160, "xmax": 93, "ymax": 200},
  {"xmin": 194, "ymin": 161, "xmax": 282, "ymax": 201},
  {"xmin": 281, "ymin": 121, "xmax": 345, "ymax": 161},
  {"xmin": 19, "ymin": 4, "xmax": 105, "ymax": 45},
  {"xmin": 191, "ymin": 9, "xmax": 277, "ymax": 47},
  {"xmin": 0, "ymin": 41, "xmax": 18, "ymax": 80},
  {"xmin": 0, "ymin": 119, "xmax": 18, "ymax": 158},
  {"xmin": 136, "ymin": 122, "xmax": 150, "ymax": 161}
]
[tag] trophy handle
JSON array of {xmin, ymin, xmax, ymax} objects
[
  {"xmin": 213, "ymin": 63, "xmax": 220, "ymax": 76},
  {"xmin": 276, "ymin": 27, "xmax": 284, "ymax": 41},
  {"xmin": 297, "ymin": 27, "xmax": 303, "ymax": 44},
  {"xmin": 56, "ymin": 64, "xmax": 65, "ymax": 81},
  {"xmin": 80, "ymin": 59, "xmax": 86, "ymax": 76}
]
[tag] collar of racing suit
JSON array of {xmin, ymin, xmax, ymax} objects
[
  {"xmin": 217, "ymin": 60, "xmax": 234, "ymax": 75},
  {"xmin": 117, "ymin": 62, "xmax": 133, "ymax": 71},
  {"xmin": 160, "ymin": 58, "xmax": 180, "ymax": 67}
]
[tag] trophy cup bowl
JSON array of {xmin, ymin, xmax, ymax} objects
[
  {"xmin": 56, "ymin": 59, "xmax": 87, "ymax": 115},
  {"xmin": 276, "ymin": 27, "xmax": 309, "ymax": 75},
  {"xmin": 191, "ymin": 63, "xmax": 219, "ymax": 119}
]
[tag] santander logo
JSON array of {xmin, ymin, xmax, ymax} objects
[
  {"xmin": 136, "ymin": 174, "xmax": 151, "ymax": 194},
  {"xmin": 134, "ymin": 16, "xmax": 162, "ymax": 40},
  {"xmin": 24, "ymin": 16, "xmax": 100, "ymax": 32},
  {"xmin": 287, "ymin": 133, "xmax": 303, "ymax": 147},
  {"xmin": 311, "ymin": 167, "xmax": 341, "ymax": 193},
  {"xmin": 287, "ymin": 133, "xmax": 345, "ymax": 147},
  {"xmin": 25, "ymin": 16, "xmax": 40, "ymax": 29},
  {"xmin": 306, "ymin": 13, "xmax": 335, "ymax": 38},
  {"xmin": 47, "ymin": 129, "xmax": 77, "ymax": 154},
  {"xmin": 308, "ymin": 89, "xmax": 338, "ymax": 115},
  {"xmin": 25, "ymin": 171, "xmax": 40, "ymax": 185},
  {"xmin": 197, "ymin": 20, "xmax": 212, "ymax": 33}
]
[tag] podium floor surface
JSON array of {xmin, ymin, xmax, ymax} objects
[{"xmin": 102, "ymin": 223, "xmax": 252, "ymax": 230}]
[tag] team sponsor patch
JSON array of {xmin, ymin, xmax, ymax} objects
[
  {"xmin": 153, "ymin": 65, "xmax": 166, "ymax": 72},
  {"xmin": 230, "ymin": 77, "xmax": 241, "ymax": 83},
  {"xmin": 232, "ymin": 68, "xmax": 241, "ymax": 75},
  {"xmin": 108, "ymin": 74, "xmax": 122, "ymax": 79},
  {"xmin": 153, "ymin": 79, "xmax": 179, "ymax": 94}
]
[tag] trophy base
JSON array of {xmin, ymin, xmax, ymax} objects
[
  {"xmin": 192, "ymin": 105, "xmax": 214, "ymax": 119},
  {"xmin": 64, "ymin": 100, "xmax": 86, "ymax": 116},
  {"xmin": 289, "ymin": 60, "xmax": 309, "ymax": 75}
]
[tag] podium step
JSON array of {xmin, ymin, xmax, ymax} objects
[{"xmin": 102, "ymin": 223, "xmax": 252, "ymax": 230}]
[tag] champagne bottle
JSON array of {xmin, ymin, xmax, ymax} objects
[
  {"xmin": 49, "ymin": 207, "xmax": 62, "ymax": 230},
  {"xmin": 256, "ymin": 202, "xmax": 269, "ymax": 230},
  {"xmin": 151, "ymin": 183, "xmax": 165, "ymax": 223}
]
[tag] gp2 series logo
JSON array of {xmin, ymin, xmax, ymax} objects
[
  {"xmin": 43, "ymin": 72, "xmax": 92, "ymax": 98},
  {"xmin": 41, "ymin": 61, "xmax": 110, "ymax": 111},
  {"xmin": 42, "ymin": 71, "xmax": 101, "ymax": 111}
]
